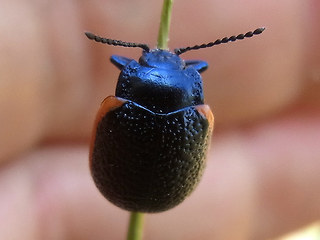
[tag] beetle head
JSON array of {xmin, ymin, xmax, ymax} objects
[{"xmin": 139, "ymin": 49, "xmax": 184, "ymax": 70}]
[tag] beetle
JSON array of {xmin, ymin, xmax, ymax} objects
[{"xmin": 86, "ymin": 27, "xmax": 265, "ymax": 213}]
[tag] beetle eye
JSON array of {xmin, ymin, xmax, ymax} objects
[
  {"xmin": 110, "ymin": 55, "xmax": 133, "ymax": 70},
  {"xmin": 185, "ymin": 60, "xmax": 208, "ymax": 73}
]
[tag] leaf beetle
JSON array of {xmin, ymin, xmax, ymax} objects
[{"xmin": 86, "ymin": 27, "xmax": 265, "ymax": 213}]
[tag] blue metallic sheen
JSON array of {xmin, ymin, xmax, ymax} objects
[{"xmin": 111, "ymin": 49, "xmax": 208, "ymax": 114}]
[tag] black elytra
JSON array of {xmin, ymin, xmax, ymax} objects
[{"xmin": 86, "ymin": 27, "xmax": 264, "ymax": 213}]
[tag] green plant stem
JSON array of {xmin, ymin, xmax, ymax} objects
[
  {"xmin": 157, "ymin": 0, "xmax": 174, "ymax": 49},
  {"xmin": 127, "ymin": 1, "xmax": 174, "ymax": 240},
  {"xmin": 127, "ymin": 212, "xmax": 145, "ymax": 240}
]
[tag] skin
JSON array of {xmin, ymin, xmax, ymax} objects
[{"xmin": 0, "ymin": 0, "xmax": 320, "ymax": 239}]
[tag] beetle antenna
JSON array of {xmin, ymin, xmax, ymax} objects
[
  {"xmin": 174, "ymin": 27, "xmax": 265, "ymax": 55},
  {"xmin": 85, "ymin": 32, "xmax": 150, "ymax": 52}
]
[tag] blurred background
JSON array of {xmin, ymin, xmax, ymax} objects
[{"xmin": 0, "ymin": 0, "xmax": 319, "ymax": 239}]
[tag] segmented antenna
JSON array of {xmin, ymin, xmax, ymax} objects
[
  {"xmin": 174, "ymin": 27, "xmax": 265, "ymax": 55},
  {"xmin": 85, "ymin": 32, "xmax": 150, "ymax": 52}
]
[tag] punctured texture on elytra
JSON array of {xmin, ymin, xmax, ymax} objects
[{"xmin": 89, "ymin": 49, "xmax": 214, "ymax": 213}]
